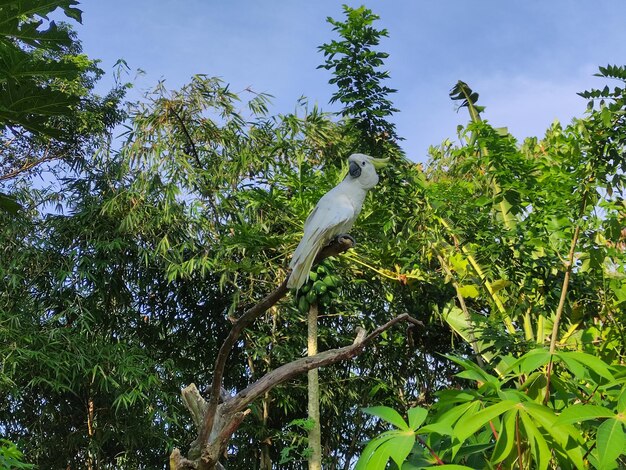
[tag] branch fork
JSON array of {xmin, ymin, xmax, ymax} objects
[{"xmin": 169, "ymin": 236, "xmax": 422, "ymax": 470}]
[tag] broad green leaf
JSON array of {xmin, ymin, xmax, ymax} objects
[
  {"xmin": 388, "ymin": 433, "xmax": 416, "ymax": 468},
  {"xmin": 597, "ymin": 419, "xmax": 625, "ymax": 470},
  {"xmin": 362, "ymin": 406, "xmax": 409, "ymax": 431},
  {"xmin": 519, "ymin": 409, "xmax": 551, "ymax": 470},
  {"xmin": 407, "ymin": 406, "xmax": 428, "ymax": 431},
  {"xmin": 492, "ymin": 410, "xmax": 517, "ymax": 464},
  {"xmin": 554, "ymin": 404, "xmax": 615, "ymax": 426},
  {"xmin": 557, "ymin": 351, "xmax": 615, "ymax": 381},
  {"xmin": 454, "ymin": 400, "xmax": 517, "ymax": 442},
  {"xmin": 354, "ymin": 431, "xmax": 398, "ymax": 470}
]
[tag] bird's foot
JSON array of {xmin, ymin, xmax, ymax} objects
[{"xmin": 336, "ymin": 233, "xmax": 356, "ymax": 247}]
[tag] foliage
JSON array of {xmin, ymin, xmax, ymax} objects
[
  {"xmin": 318, "ymin": 4, "xmax": 400, "ymax": 154},
  {"xmin": 355, "ymin": 65, "xmax": 626, "ymax": 469},
  {"xmin": 3, "ymin": 1, "xmax": 625, "ymax": 469},
  {"xmin": 0, "ymin": 0, "xmax": 84, "ymax": 137},
  {"xmin": 0, "ymin": 440, "xmax": 33, "ymax": 470},
  {"xmin": 0, "ymin": 0, "xmax": 126, "ymax": 215}
]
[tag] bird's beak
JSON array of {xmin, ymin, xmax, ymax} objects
[
  {"xmin": 371, "ymin": 157, "xmax": 390, "ymax": 169},
  {"xmin": 349, "ymin": 161, "xmax": 361, "ymax": 178}
]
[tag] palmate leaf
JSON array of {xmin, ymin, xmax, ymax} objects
[
  {"xmin": 556, "ymin": 351, "xmax": 615, "ymax": 382},
  {"xmin": 522, "ymin": 402, "xmax": 585, "ymax": 469},
  {"xmin": 0, "ymin": 80, "xmax": 76, "ymax": 137},
  {"xmin": 0, "ymin": 42, "xmax": 84, "ymax": 81},
  {"xmin": 0, "ymin": 0, "xmax": 82, "ymax": 32},
  {"xmin": 1, "ymin": 19, "xmax": 74, "ymax": 50}
]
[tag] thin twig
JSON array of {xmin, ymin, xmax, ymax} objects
[{"xmin": 416, "ymin": 435, "xmax": 445, "ymax": 465}]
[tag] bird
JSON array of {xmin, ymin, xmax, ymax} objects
[{"xmin": 287, "ymin": 153, "xmax": 389, "ymax": 289}]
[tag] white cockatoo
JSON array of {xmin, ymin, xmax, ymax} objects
[{"xmin": 287, "ymin": 153, "xmax": 389, "ymax": 289}]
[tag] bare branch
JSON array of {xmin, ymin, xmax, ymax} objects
[
  {"xmin": 172, "ymin": 312, "xmax": 422, "ymax": 470},
  {"xmin": 224, "ymin": 313, "xmax": 422, "ymax": 415},
  {"xmin": 200, "ymin": 235, "xmax": 355, "ymax": 450}
]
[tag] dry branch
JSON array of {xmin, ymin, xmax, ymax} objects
[
  {"xmin": 169, "ymin": 235, "xmax": 422, "ymax": 470},
  {"xmin": 202, "ymin": 235, "xmax": 355, "ymax": 444},
  {"xmin": 171, "ymin": 313, "xmax": 422, "ymax": 470}
]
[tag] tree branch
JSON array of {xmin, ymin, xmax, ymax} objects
[
  {"xmin": 172, "ymin": 312, "xmax": 423, "ymax": 470},
  {"xmin": 200, "ymin": 235, "xmax": 355, "ymax": 452},
  {"xmin": 223, "ymin": 313, "xmax": 423, "ymax": 415}
]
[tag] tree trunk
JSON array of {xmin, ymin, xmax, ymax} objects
[{"xmin": 307, "ymin": 302, "xmax": 322, "ymax": 470}]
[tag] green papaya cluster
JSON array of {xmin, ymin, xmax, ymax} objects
[{"xmin": 294, "ymin": 264, "xmax": 342, "ymax": 313}]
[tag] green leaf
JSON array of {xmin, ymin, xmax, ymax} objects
[
  {"xmin": 407, "ymin": 406, "xmax": 428, "ymax": 431},
  {"xmin": 618, "ymin": 388, "xmax": 626, "ymax": 414},
  {"xmin": 554, "ymin": 404, "xmax": 616, "ymax": 426},
  {"xmin": 388, "ymin": 432, "xmax": 416, "ymax": 468},
  {"xmin": 362, "ymin": 406, "xmax": 409, "ymax": 431},
  {"xmin": 502, "ymin": 348, "xmax": 551, "ymax": 375},
  {"xmin": 490, "ymin": 278, "xmax": 511, "ymax": 292},
  {"xmin": 519, "ymin": 409, "xmax": 551, "ymax": 470},
  {"xmin": 422, "ymin": 465, "xmax": 475, "ymax": 470},
  {"xmin": 454, "ymin": 400, "xmax": 517, "ymax": 443},
  {"xmin": 354, "ymin": 431, "xmax": 397, "ymax": 470},
  {"xmin": 523, "ymin": 402, "xmax": 585, "ymax": 468},
  {"xmin": 419, "ymin": 421, "xmax": 454, "ymax": 436},
  {"xmin": 556, "ymin": 351, "xmax": 615, "ymax": 381},
  {"xmin": 458, "ymin": 284, "xmax": 479, "ymax": 298},
  {"xmin": 492, "ymin": 410, "xmax": 517, "ymax": 464},
  {"xmin": 0, "ymin": 193, "xmax": 21, "ymax": 214},
  {"xmin": 597, "ymin": 419, "xmax": 625, "ymax": 470}
]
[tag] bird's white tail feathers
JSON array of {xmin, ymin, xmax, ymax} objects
[{"xmin": 287, "ymin": 236, "xmax": 324, "ymax": 290}]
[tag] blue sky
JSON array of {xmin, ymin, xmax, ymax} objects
[{"xmin": 73, "ymin": 1, "xmax": 626, "ymax": 162}]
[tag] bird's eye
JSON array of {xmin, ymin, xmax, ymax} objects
[{"xmin": 361, "ymin": 161, "xmax": 366, "ymax": 166}]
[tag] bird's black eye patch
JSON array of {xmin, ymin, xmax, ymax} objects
[{"xmin": 361, "ymin": 161, "xmax": 366, "ymax": 166}]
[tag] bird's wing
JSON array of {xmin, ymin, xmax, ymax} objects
[
  {"xmin": 301, "ymin": 191, "xmax": 356, "ymax": 251},
  {"xmin": 288, "ymin": 191, "xmax": 355, "ymax": 289}
]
